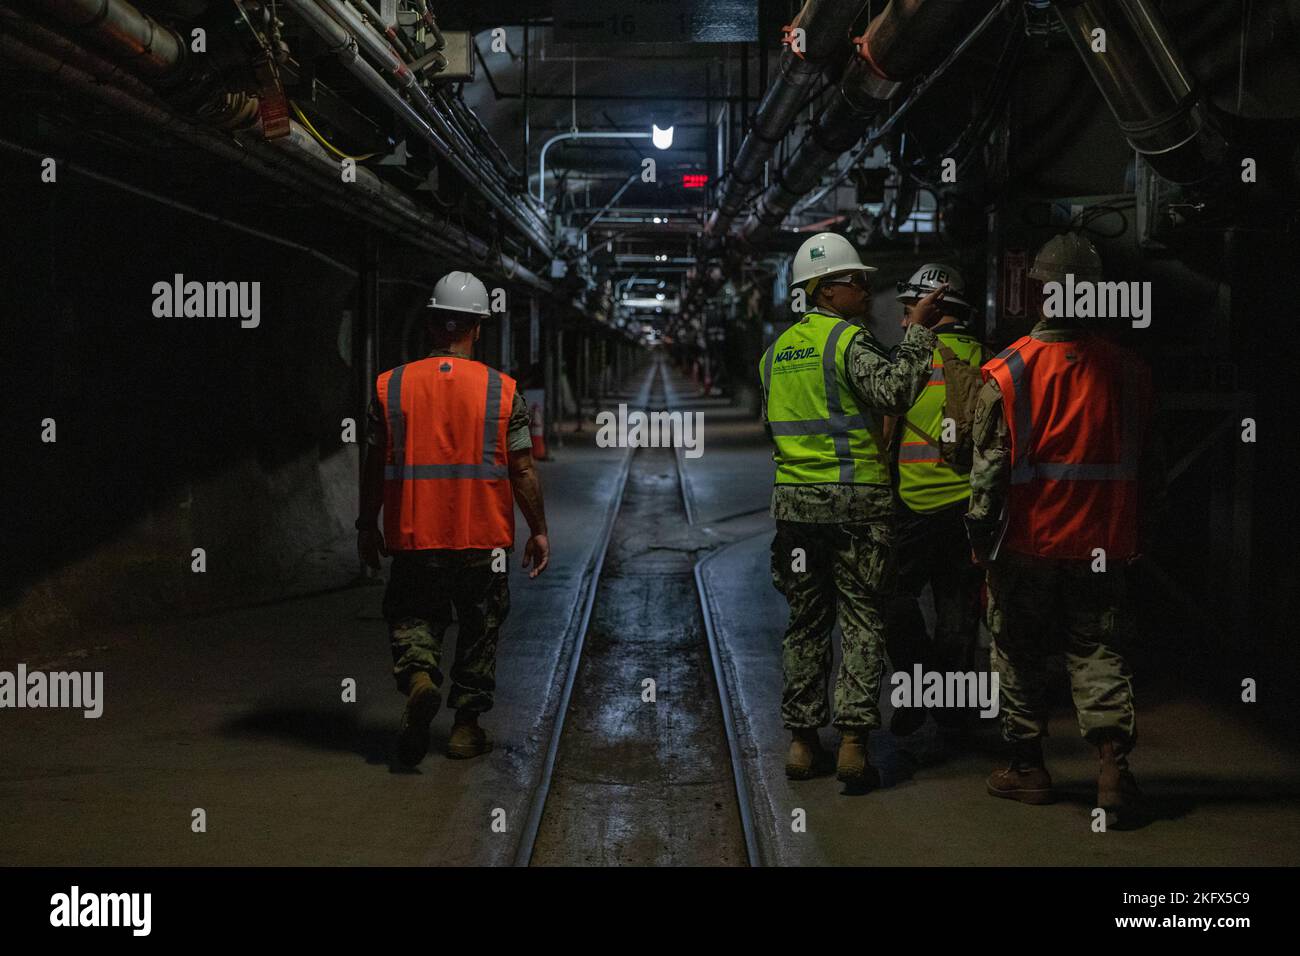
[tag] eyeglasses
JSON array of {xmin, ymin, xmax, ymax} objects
[{"xmin": 822, "ymin": 272, "xmax": 871, "ymax": 291}]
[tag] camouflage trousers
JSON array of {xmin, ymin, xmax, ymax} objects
[
  {"xmin": 886, "ymin": 502, "xmax": 983, "ymax": 676},
  {"xmin": 986, "ymin": 551, "xmax": 1136, "ymax": 750},
  {"xmin": 770, "ymin": 518, "xmax": 894, "ymax": 731},
  {"xmin": 382, "ymin": 550, "xmax": 511, "ymax": 713}
]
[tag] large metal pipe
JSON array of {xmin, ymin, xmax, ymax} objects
[
  {"xmin": 706, "ymin": 0, "xmax": 868, "ymax": 236},
  {"xmin": 35, "ymin": 0, "xmax": 184, "ymax": 78},
  {"xmin": 1, "ymin": 2, "xmax": 159, "ymax": 99},
  {"xmin": 301, "ymin": 0, "xmax": 552, "ymax": 252},
  {"xmin": 741, "ymin": 0, "xmax": 975, "ymax": 240},
  {"xmin": 0, "ymin": 28, "xmax": 549, "ymax": 290},
  {"xmin": 1053, "ymin": 0, "xmax": 1224, "ymax": 183}
]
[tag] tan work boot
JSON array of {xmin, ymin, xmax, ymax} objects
[
  {"xmin": 396, "ymin": 672, "xmax": 440, "ymax": 767},
  {"xmin": 785, "ymin": 728, "xmax": 832, "ymax": 780},
  {"xmin": 986, "ymin": 739, "xmax": 1054, "ymax": 804},
  {"xmin": 836, "ymin": 728, "xmax": 880, "ymax": 789},
  {"xmin": 447, "ymin": 711, "xmax": 493, "ymax": 759},
  {"xmin": 1097, "ymin": 738, "xmax": 1142, "ymax": 828}
]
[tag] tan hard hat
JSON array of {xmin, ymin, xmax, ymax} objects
[{"xmin": 1028, "ymin": 233, "xmax": 1103, "ymax": 284}]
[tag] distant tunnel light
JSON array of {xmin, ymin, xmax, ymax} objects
[
  {"xmin": 682, "ymin": 173, "xmax": 709, "ymax": 189},
  {"xmin": 652, "ymin": 124, "xmax": 674, "ymax": 150}
]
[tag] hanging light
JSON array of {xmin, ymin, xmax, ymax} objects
[{"xmin": 651, "ymin": 124, "xmax": 674, "ymax": 150}]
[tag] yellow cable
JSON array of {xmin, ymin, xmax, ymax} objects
[{"xmin": 291, "ymin": 102, "xmax": 377, "ymax": 161}]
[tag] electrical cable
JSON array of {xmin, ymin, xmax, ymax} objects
[{"xmin": 291, "ymin": 101, "xmax": 378, "ymax": 160}]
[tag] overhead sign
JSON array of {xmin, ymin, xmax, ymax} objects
[
  {"xmin": 682, "ymin": 173, "xmax": 709, "ymax": 189},
  {"xmin": 554, "ymin": 0, "xmax": 758, "ymax": 44}
]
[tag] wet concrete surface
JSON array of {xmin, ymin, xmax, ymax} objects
[
  {"xmin": 530, "ymin": 373, "xmax": 748, "ymax": 866},
  {"xmin": 0, "ymin": 366, "xmax": 655, "ymax": 866},
  {"xmin": 5, "ymin": 357, "xmax": 1298, "ymax": 867},
  {"xmin": 678, "ymin": 376, "xmax": 1300, "ymax": 866}
]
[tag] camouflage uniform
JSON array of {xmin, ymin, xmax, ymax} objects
[
  {"xmin": 968, "ymin": 322, "xmax": 1159, "ymax": 751},
  {"xmin": 367, "ymin": 348, "xmax": 532, "ymax": 711},
  {"xmin": 768, "ymin": 321, "xmax": 936, "ymax": 730}
]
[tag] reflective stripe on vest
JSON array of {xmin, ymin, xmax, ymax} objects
[
  {"xmin": 759, "ymin": 312, "xmax": 887, "ymax": 486},
  {"xmin": 897, "ymin": 331, "xmax": 985, "ymax": 513},
  {"xmin": 378, "ymin": 356, "xmax": 516, "ymax": 550},
  {"xmin": 983, "ymin": 335, "xmax": 1150, "ymax": 559}
]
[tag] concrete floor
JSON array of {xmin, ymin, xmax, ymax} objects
[
  {"xmin": 679, "ymin": 378, "xmax": 1300, "ymax": 867},
  {"xmin": 0, "ymin": 369, "xmax": 652, "ymax": 866},
  {"xmin": 3, "ymin": 358, "xmax": 1298, "ymax": 867}
]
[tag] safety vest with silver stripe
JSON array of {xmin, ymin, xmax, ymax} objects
[
  {"xmin": 759, "ymin": 312, "xmax": 888, "ymax": 486},
  {"xmin": 897, "ymin": 329, "xmax": 986, "ymax": 514},
  {"xmin": 377, "ymin": 355, "xmax": 516, "ymax": 551}
]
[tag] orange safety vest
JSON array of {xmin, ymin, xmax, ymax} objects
[
  {"xmin": 983, "ymin": 334, "xmax": 1151, "ymax": 560},
  {"xmin": 376, "ymin": 355, "xmax": 516, "ymax": 551}
]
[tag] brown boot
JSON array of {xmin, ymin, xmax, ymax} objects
[
  {"xmin": 396, "ymin": 672, "xmax": 440, "ymax": 767},
  {"xmin": 986, "ymin": 739, "xmax": 1054, "ymax": 804},
  {"xmin": 785, "ymin": 728, "xmax": 832, "ymax": 780},
  {"xmin": 1097, "ymin": 738, "xmax": 1142, "ymax": 828},
  {"xmin": 447, "ymin": 711, "xmax": 493, "ymax": 759},
  {"xmin": 836, "ymin": 728, "xmax": 880, "ymax": 789}
]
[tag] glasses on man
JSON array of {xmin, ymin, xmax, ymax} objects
[{"xmin": 822, "ymin": 272, "xmax": 871, "ymax": 291}]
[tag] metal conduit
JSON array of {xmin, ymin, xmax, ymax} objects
[
  {"xmin": 741, "ymin": 0, "xmax": 974, "ymax": 240},
  {"xmin": 37, "ymin": 0, "xmax": 184, "ymax": 78},
  {"xmin": 1053, "ymin": 0, "xmax": 1224, "ymax": 183},
  {"xmin": 0, "ymin": 28, "xmax": 549, "ymax": 290},
  {"xmin": 706, "ymin": 0, "xmax": 867, "ymax": 237},
  {"xmin": 302, "ymin": 0, "xmax": 552, "ymax": 253}
]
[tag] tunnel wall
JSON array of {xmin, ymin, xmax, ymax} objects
[{"xmin": 0, "ymin": 155, "xmax": 431, "ymax": 666}]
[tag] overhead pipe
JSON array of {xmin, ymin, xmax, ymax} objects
[
  {"xmin": 287, "ymin": 0, "xmax": 552, "ymax": 255},
  {"xmin": 741, "ymin": 0, "xmax": 983, "ymax": 241},
  {"xmin": 0, "ymin": 2, "xmax": 160, "ymax": 100},
  {"xmin": 705, "ymin": 0, "xmax": 868, "ymax": 237},
  {"xmin": 34, "ymin": 0, "xmax": 184, "ymax": 79},
  {"xmin": 1052, "ymin": 0, "xmax": 1224, "ymax": 183},
  {"xmin": 309, "ymin": 0, "xmax": 550, "ymax": 242},
  {"xmin": 315, "ymin": 0, "xmax": 546, "ymax": 233},
  {"xmin": 0, "ymin": 28, "xmax": 549, "ymax": 290}
]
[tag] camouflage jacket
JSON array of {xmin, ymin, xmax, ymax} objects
[{"xmin": 770, "ymin": 319, "xmax": 937, "ymax": 523}]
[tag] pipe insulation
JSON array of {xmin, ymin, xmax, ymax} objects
[
  {"xmin": 741, "ymin": 0, "xmax": 974, "ymax": 240},
  {"xmin": 706, "ymin": 0, "xmax": 868, "ymax": 236},
  {"xmin": 1053, "ymin": 0, "xmax": 1225, "ymax": 183},
  {"xmin": 0, "ymin": 29, "xmax": 550, "ymax": 290}
]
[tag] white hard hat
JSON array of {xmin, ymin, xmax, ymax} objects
[
  {"xmin": 790, "ymin": 232, "xmax": 877, "ymax": 286},
  {"xmin": 896, "ymin": 262, "xmax": 970, "ymax": 310},
  {"xmin": 428, "ymin": 270, "xmax": 490, "ymax": 317},
  {"xmin": 1028, "ymin": 233, "xmax": 1103, "ymax": 285}
]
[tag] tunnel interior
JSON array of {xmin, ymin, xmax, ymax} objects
[{"xmin": 2, "ymin": 0, "xmax": 1300, "ymax": 870}]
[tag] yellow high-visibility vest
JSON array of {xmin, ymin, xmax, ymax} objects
[
  {"xmin": 759, "ymin": 312, "xmax": 888, "ymax": 486},
  {"xmin": 897, "ymin": 329, "xmax": 986, "ymax": 513}
]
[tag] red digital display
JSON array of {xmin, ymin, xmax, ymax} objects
[{"xmin": 682, "ymin": 173, "xmax": 709, "ymax": 189}]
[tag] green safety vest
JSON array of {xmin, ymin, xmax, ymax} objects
[
  {"xmin": 897, "ymin": 329, "xmax": 986, "ymax": 513},
  {"xmin": 759, "ymin": 311, "xmax": 888, "ymax": 486}
]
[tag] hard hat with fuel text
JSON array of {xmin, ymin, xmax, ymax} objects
[{"xmin": 896, "ymin": 262, "xmax": 970, "ymax": 310}]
